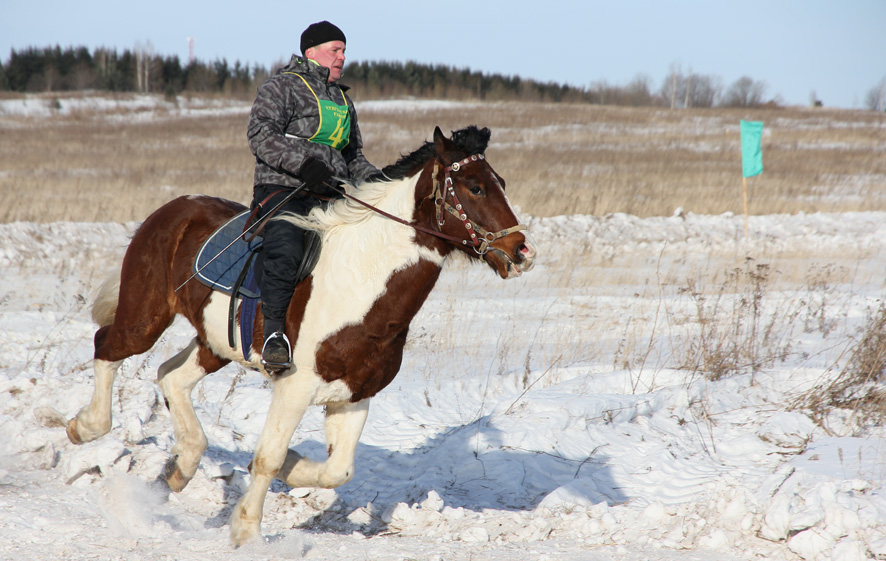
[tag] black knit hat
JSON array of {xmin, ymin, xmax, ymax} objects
[{"xmin": 300, "ymin": 21, "xmax": 347, "ymax": 54}]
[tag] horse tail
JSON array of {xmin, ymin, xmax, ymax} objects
[{"xmin": 91, "ymin": 273, "xmax": 121, "ymax": 327}]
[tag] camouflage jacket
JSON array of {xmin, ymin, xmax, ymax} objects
[{"xmin": 247, "ymin": 55, "xmax": 378, "ymax": 196}]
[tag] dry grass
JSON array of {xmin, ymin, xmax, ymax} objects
[
  {"xmin": 0, "ymin": 94, "xmax": 252, "ymax": 223},
  {"xmin": 795, "ymin": 303, "xmax": 886, "ymax": 433},
  {"xmin": 1, "ymin": 92, "xmax": 885, "ymax": 223}
]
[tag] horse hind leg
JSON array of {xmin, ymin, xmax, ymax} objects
[
  {"xmin": 157, "ymin": 337, "xmax": 229, "ymax": 492},
  {"xmin": 67, "ymin": 272, "xmax": 175, "ymax": 445},
  {"xmin": 66, "ymin": 339, "xmax": 122, "ymax": 444},
  {"xmin": 277, "ymin": 398, "xmax": 370, "ymax": 489},
  {"xmin": 66, "ymin": 325, "xmax": 166, "ymax": 444}
]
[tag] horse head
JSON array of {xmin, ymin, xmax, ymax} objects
[{"xmin": 413, "ymin": 125, "xmax": 537, "ymax": 279}]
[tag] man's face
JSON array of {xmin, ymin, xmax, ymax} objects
[{"xmin": 306, "ymin": 40, "xmax": 346, "ymax": 83}]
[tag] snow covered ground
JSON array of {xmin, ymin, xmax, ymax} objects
[{"xmin": 1, "ymin": 208, "xmax": 885, "ymax": 561}]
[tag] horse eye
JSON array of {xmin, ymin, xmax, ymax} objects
[{"xmin": 469, "ymin": 186, "xmax": 484, "ymax": 196}]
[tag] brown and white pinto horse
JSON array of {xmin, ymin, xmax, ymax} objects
[{"xmin": 65, "ymin": 125, "xmax": 537, "ymax": 545}]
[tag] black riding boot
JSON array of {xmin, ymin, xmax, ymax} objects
[
  {"xmin": 252, "ymin": 186, "xmax": 319, "ymax": 373},
  {"xmin": 261, "ymin": 317, "xmax": 291, "ymax": 372}
]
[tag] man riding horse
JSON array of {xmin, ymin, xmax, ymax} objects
[
  {"xmin": 248, "ymin": 20, "xmax": 379, "ymax": 372},
  {"xmin": 65, "ymin": 18, "xmax": 537, "ymax": 547}
]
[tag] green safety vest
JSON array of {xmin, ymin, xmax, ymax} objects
[{"xmin": 285, "ymin": 72, "xmax": 351, "ymax": 151}]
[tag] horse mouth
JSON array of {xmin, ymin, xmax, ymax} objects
[{"xmin": 484, "ymin": 238, "xmax": 537, "ymax": 279}]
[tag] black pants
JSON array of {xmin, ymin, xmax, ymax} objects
[{"xmin": 252, "ymin": 185, "xmax": 323, "ymax": 330}]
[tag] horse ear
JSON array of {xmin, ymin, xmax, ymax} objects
[{"xmin": 433, "ymin": 126, "xmax": 453, "ymax": 162}]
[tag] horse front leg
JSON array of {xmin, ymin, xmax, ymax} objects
[
  {"xmin": 277, "ymin": 399, "xmax": 369, "ymax": 489},
  {"xmin": 230, "ymin": 371, "xmax": 315, "ymax": 547}
]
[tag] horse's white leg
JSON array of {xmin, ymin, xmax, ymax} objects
[
  {"xmin": 230, "ymin": 371, "xmax": 315, "ymax": 546},
  {"xmin": 278, "ymin": 399, "xmax": 369, "ymax": 489},
  {"xmin": 66, "ymin": 359, "xmax": 123, "ymax": 444},
  {"xmin": 156, "ymin": 338, "xmax": 211, "ymax": 492}
]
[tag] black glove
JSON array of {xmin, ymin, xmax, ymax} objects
[{"xmin": 298, "ymin": 157, "xmax": 333, "ymax": 189}]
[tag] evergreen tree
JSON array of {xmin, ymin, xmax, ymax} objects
[
  {"xmin": 161, "ymin": 55, "xmax": 185, "ymax": 93},
  {"xmin": 6, "ymin": 47, "xmax": 46, "ymax": 91},
  {"xmin": 0, "ymin": 60, "xmax": 8, "ymax": 90}
]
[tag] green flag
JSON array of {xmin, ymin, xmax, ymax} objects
[{"xmin": 740, "ymin": 120, "xmax": 764, "ymax": 177}]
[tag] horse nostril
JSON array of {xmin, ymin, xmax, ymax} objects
[
  {"xmin": 515, "ymin": 243, "xmax": 530, "ymax": 262},
  {"xmin": 515, "ymin": 242, "xmax": 537, "ymax": 268}
]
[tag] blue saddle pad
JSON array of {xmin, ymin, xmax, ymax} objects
[{"xmin": 195, "ymin": 210, "xmax": 262, "ymax": 298}]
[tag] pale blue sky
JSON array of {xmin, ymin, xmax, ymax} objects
[{"xmin": 3, "ymin": 0, "xmax": 884, "ymax": 108}]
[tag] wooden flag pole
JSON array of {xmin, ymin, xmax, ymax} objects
[{"xmin": 742, "ymin": 176, "xmax": 749, "ymax": 240}]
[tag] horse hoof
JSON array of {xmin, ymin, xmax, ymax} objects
[
  {"xmin": 229, "ymin": 515, "xmax": 260, "ymax": 548},
  {"xmin": 163, "ymin": 457, "xmax": 191, "ymax": 492},
  {"xmin": 66, "ymin": 418, "xmax": 84, "ymax": 445},
  {"xmin": 65, "ymin": 417, "xmax": 110, "ymax": 444}
]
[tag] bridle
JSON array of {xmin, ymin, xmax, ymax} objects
[
  {"xmin": 335, "ymin": 153, "xmax": 526, "ymax": 255},
  {"xmin": 430, "ymin": 154, "xmax": 527, "ymax": 255}
]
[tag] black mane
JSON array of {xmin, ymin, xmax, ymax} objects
[{"xmin": 375, "ymin": 125, "xmax": 491, "ymax": 181}]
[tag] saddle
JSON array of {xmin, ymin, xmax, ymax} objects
[{"xmin": 194, "ymin": 210, "xmax": 321, "ymax": 361}]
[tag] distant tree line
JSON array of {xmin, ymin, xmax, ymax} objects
[
  {"xmin": 3, "ymin": 45, "xmax": 884, "ymax": 110},
  {"xmin": 342, "ymin": 60, "xmax": 591, "ymax": 103},
  {"xmin": 0, "ymin": 45, "xmax": 267, "ymax": 98}
]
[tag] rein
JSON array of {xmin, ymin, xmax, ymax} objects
[{"xmin": 335, "ymin": 154, "xmax": 526, "ymax": 255}]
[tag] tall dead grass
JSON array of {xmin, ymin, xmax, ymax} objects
[
  {"xmin": 1, "ymin": 93, "xmax": 884, "ymax": 223},
  {"xmin": 796, "ymin": 303, "xmax": 886, "ymax": 433}
]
